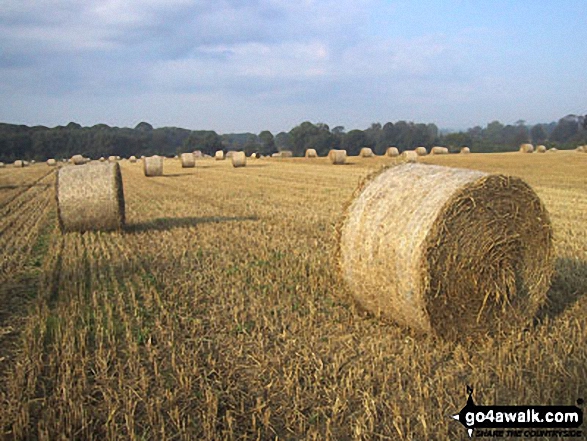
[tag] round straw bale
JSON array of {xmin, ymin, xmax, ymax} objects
[
  {"xmin": 401, "ymin": 150, "xmax": 418, "ymax": 162},
  {"xmin": 71, "ymin": 154, "xmax": 87, "ymax": 165},
  {"xmin": 47, "ymin": 158, "xmax": 57, "ymax": 166},
  {"xmin": 14, "ymin": 160, "xmax": 24, "ymax": 167},
  {"xmin": 56, "ymin": 162, "xmax": 125, "ymax": 232},
  {"xmin": 386, "ymin": 147, "xmax": 399, "ymax": 157},
  {"xmin": 431, "ymin": 146, "xmax": 449, "ymax": 155},
  {"xmin": 99, "ymin": 157, "xmax": 106, "ymax": 162},
  {"xmin": 280, "ymin": 150, "xmax": 293, "ymax": 158},
  {"xmin": 460, "ymin": 147, "xmax": 471, "ymax": 154},
  {"xmin": 231, "ymin": 151, "xmax": 247, "ymax": 168},
  {"xmin": 339, "ymin": 163, "xmax": 553, "ymax": 339},
  {"xmin": 547, "ymin": 148, "xmax": 558, "ymax": 152},
  {"xmin": 536, "ymin": 145, "xmax": 547, "ymax": 153},
  {"xmin": 143, "ymin": 155, "xmax": 163, "ymax": 176},
  {"xmin": 23, "ymin": 161, "xmax": 30, "ymax": 167},
  {"xmin": 329, "ymin": 149, "xmax": 347, "ymax": 165},
  {"xmin": 108, "ymin": 155, "xmax": 118, "ymax": 162},
  {"xmin": 215, "ymin": 150, "xmax": 225, "ymax": 160},
  {"xmin": 576, "ymin": 146, "xmax": 585, "ymax": 152},
  {"xmin": 129, "ymin": 156, "xmax": 137, "ymax": 163},
  {"xmin": 519, "ymin": 143, "xmax": 534, "ymax": 153},
  {"xmin": 180, "ymin": 152, "xmax": 196, "ymax": 168},
  {"xmin": 415, "ymin": 147, "xmax": 428, "ymax": 156},
  {"xmin": 305, "ymin": 149, "xmax": 318, "ymax": 158},
  {"xmin": 193, "ymin": 150, "xmax": 203, "ymax": 158},
  {"xmin": 359, "ymin": 147, "xmax": 374, "ymax": 157},
  {"xmin": 0, "ymin": 162, "xmax": 5, "ymax": 168},
  {"xmin": 31, "ymin": 160, "xmax": 36, "ymax": 164}
]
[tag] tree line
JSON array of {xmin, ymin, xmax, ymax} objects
[{"xmin": 1, "ymin": 115, "xmax": 585, "ymax": 162}]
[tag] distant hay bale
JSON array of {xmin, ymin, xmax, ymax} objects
[
  {"xmin": 47, "ymin": 158, "xmax": 57, "ymax": 166},
  {"xmin": 386, "ymin": 147, "xmax": 399, "ymax": 157},
  {"xmin": 99, "ymin": 157, "xmax": 106, "ymax": 162},
  {"xmin": 231, "ymin": 151, "xmax": 247, "ymax": 168},
  {"xmin": 180, "ymin": 152, "xmax": 196, "ymax": 168},
  {"xmin": 108, "ymin": 155, "xmax": 118, "ymax": 162},
  {"xmin": 339, "ymin": 163, "xmax": 554, "ymax": 339},
  {"xmin": 329, "ymin": 149, "xmax": 347, "ymax": 165},
  {"xmin": 280, "ymin": 150, "xmax": 293, "ymax": 157},
  {"xmin": 14, "ymin": 160, "xmax": 25, "ymax": 167},
  {"xmin": 56, "ymin": 162, "xmax": 125, "ymax": 232},
  {"xmin": 519, "ymin": 144, "xmax": 534, "ymax": 153},
  {"xmin": 143, "ymin": 155, "xmax": 163, "ymax": 177},
  {"xmin": 576, "ymin": 146, "xmax": 585, "ymax": 153},
  {"xmin": 359, "ymin": 147, "xmax": 374, "ymax": 157},
  {"xmin": 460, "ymin": 147, "xmax": 471, "ymax": 154},
  {"xmin": 23, "ymin": 161, "xmax": 30, "ymax": 167},
  {"xmin": 271, "ymin": 152, "xmax": 281, "ymax": 157},
  {"xmin": 215, "ymin": 150, "xmax": 225, "ymax": 160},
  {"xmin": 31, "ymin": 160, "xmax": 36, "ymax": 164},
  {"xmin": 547, "ymin": 148, "xmax": 558, "ymax": 152},
  {"xmin": 536, "ymin": 145, "xmax": 547, "ymax": 153},
  {"xmin": 226, "ymin": 151, "xmax": 236, "ymax": 158},
  {"xmin": 193, "ymin": 150, "xmax": 203, "ymax": 158},
  {"xmin": 305, "ymin": 149, "xmax": 318, "ymax": 158},
  {"xmin": 401, "ymin": 150, "xmax": 418, "ymax": 162},
  {"xmin": 431, "ymin": 146, "xmax": 449, "ymax": 155},
  {"xmin": 0, "ymin": 162, "xmax": 5, "ymax": 168},
  {"xmin": 415, "ymin": 147, "xmax": 428, "ymax": 156},
  {"xmin": 129, "ymin": 156, "xmax": 137, "ymax": 163},
  {"xmin": 71, "ymin": 154, "xmax": 87, "ymax": 165}
]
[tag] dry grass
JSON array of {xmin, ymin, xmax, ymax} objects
[{"xmin": 0, "ymin": 152, "xmax": 585, "ymax": 440}]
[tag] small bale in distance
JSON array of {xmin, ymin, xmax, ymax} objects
[
  {"xmin": 215, "ymin": 150, "xmax": 225, "ymax": 160},
  {"xmin": 71, "ymin": 154, "xmax": 87, "ymax": 165},
  {"xmin": 280, "ymin": 150, "xmax": 293, "ymax": 157},
  {"xmin": 99, "ymin": 157, "xmax": 106, "ymax": 162},
  {"xmin": 386, "ymin": 147, "xmax": 399, "ymax": 157},
  {"xmin": 415, "ymin": 147, "xmax": 428, "ymax": 156},
  {"xmin": 431, "ymin": 146, "xmax": 449, "ymax": 155},
  {"xmin": 519, "ymin": 144, "xmax": 534, "ymax": 153},
  {"xmin": 576, "ymin": 146, "xmax": 585, "ymax": 153},
  {"xmin": 56, "ymin": 162, "xmax": 125, "ymax": 232},
  {"xmin": 108, "ymin": 155, "xmax": 118, "ymax": 162},
  {"xmin": 401, "ymin": 150, "xmax": 418, "ymax": 162},
  {"xmin": 129, "ymin": 156, "xmax": 137, "ymax": 163},
  {"xmin": 231, "ymin": 151, "xmax": 247, "ymax": 168},
  {"xmin": 536, "ymin": 145, "xmax": 547, "ymax": 153},
  {"xmin": 547, "ymin": 148, "xmax": 558, "ymax": 153},
  {"xmin": 359, "ymin": 147, "xmax": 374, "ymax": 157},
  {"xmin": 0, "ymin": 162, "xmax": 5, "ymax": 168},
  {"xmin": 329, "ymin": 149, "xmax": 347, "ymax": 165},
  {"xmin": 339, "ymin": 163, "xmax": 553, "ymax": 339},
  {"xmin": 143, "ymin": 155, "xmax": 163, "ymax": 177},
  {"xmin": 460, "ymin": 147, "xmax": 471, "ymax": 154},
  {"xmin": 14, "ymin": 160, "xmax": 25, "ymax": 167},
  {"xmin": 47, "ymin": 158, "xmax": 57, "ymax": 166},
  {"xmin": 305, "ymin": 149, "xmax": 318, "ymax": 158},
  {"xmin": 180, "ymin": 152, "xmax": 196, "ymax": 168},
  {"xmin": 193, "ymin": 150, "xmax": 203, "ymax": 158}
]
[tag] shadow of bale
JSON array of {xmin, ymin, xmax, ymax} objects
[{"xmin": 127, "ymin": 215, "xmax": 259, "ymax": 233}]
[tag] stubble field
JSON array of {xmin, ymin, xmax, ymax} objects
[{"xmin": 0, "ymin": 152, "xmax": 585, "ymax": 440}]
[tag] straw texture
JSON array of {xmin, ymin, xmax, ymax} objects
[
  {"xmin": 56, "ymin": 162, "xmax": 125, "ymax": 232},
  {"xmin": 339, "ymin": 163, "xmax": 553, "ymax": 339}
]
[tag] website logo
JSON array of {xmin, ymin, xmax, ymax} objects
[{"xmin": 451, "ymin": 386, "xmax": 583, "ymax": 438}]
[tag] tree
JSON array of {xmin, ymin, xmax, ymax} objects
[
  {"xmin": 530, "ymin": 124, "xmax": 547, "ymax": 144},
  {"xmin": 258, "ymin": 130, "xmax": 276, "ymax": 155}
]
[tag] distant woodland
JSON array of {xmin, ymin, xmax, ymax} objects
[{"xmin": 0, "ymin": 114, "xmax": 586, "ymax": 162}]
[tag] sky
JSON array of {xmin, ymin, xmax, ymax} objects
[{"xmin": 0, "ymin": 0, "xmax": 586, "ymax": 134}]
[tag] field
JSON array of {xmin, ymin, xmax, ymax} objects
[{"xmin": 0, "ymin": 152, "xmax": 586, "ymax": 440}]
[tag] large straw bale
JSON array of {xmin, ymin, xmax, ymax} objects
[
  {"xmin": 143, "ymin": 155, "xmax": 163, "ymax": 176},
  {"xmin": 47, "ymin": 158, "xmax": 57, "ymax": 166},
  {"xmin": 536, "ymin": 145, "xmax": 547, "ymax": 153},
  {"xmin": 519, "ymin": 144, "xmax": 534, "ymax": 153},
  {"xmin": 328, "ymin": 149, "xmax": 347, "ymax": 165},
  {"xmin": 56, "ymin": 162, "xmax": 125, "ymax": 232},
  {"xmin": 431, "ymin": 146, "xmax": 449, "ymax": 155},
  {"xmin": 231, "ymin": 151, "xmax": 247, "ymax": 168},
  {"xmin": 460, "ymin": 147, "xmax": 471, "ymax": 154},
  {"xmin": 14, "ymin": 160, "xmax": 25, "ymax": 167},
  {"xmin": 0, "ymin": 162, "xmax": 5, "ymax": 168},
  {"xmin": 386, "ymin": 147, "xmax": 399, "ymax": 157},
  {"xmin": 305, "ymin": 149, "xmax": 318, "ymax": 158},
  {"xmin": 359, "ymin": 147, "xmax": 374, "ymax": 157},
  {"xmin": 215, "ymin": 150, "xmax": 225, "ymax": 160},
  {"xmin": 576, "ymin": 146, "xmax": 585, "ymax": 152},
  {"xmin": 401, "ymin": 150, "xmax": 418, "ymax": 162},
  {"xmin": 180, "ymin": 152, "xmax": 196, "ymax": 168},
  {"xmin": 415, "ymin": 147, "xmax": 428, "ymax": 156},
  {"xmin": 339, "ymin": 163, "xmax": 553, "ymax": 339}
]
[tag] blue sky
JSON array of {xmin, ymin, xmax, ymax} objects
[{"xmin": 0, "ymin": 0, "xmax": 585, "ymax": 133}]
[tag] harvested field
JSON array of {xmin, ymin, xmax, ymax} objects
[{"xmin": 0, "ymin": 152, "xmax": 585, "ymax": 440}]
